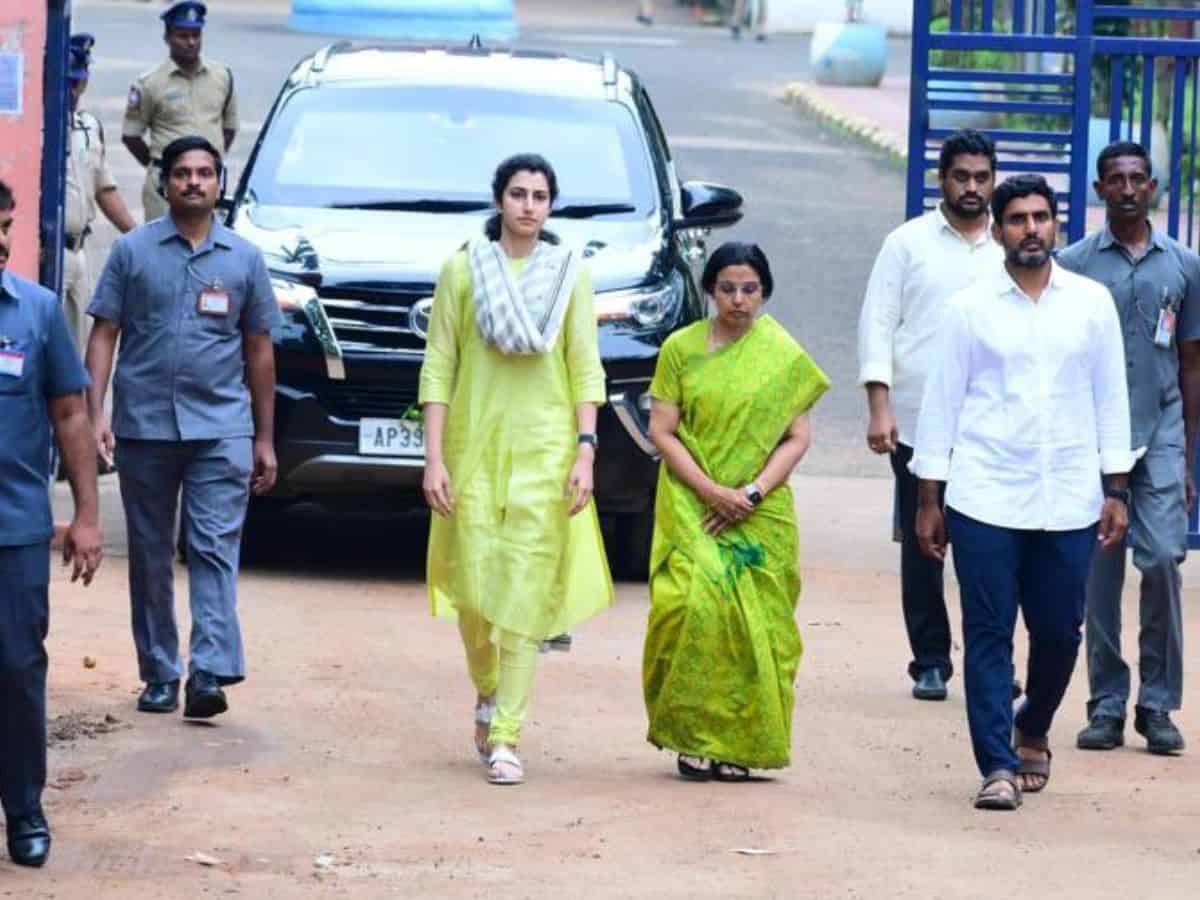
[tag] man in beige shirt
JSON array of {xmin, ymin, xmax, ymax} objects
[
  {"xmin": 121, "ymin": 2, "xmax": 238, "ymax": 222},
  {"xmin": 65, "ymin": 34, "xmax": 135, "ymax": 349}
]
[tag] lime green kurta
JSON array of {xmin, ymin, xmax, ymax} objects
[
  {"xmin": 418, "ymin": 250, "xmax": 613, "ymax": 641},
  {"xmin": 642, "ymin": 315, "xmax": 830, "ymax": 769}
]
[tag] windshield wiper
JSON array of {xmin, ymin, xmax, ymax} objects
[
  {"xmin": 326, "ymin": 199, "xmax": 493, "ymax": 212},
  {"xmin": 551, "ymin": 203, "xmax": 637, "ymax": 218}
]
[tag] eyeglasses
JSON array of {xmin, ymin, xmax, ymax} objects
[{"xmin": 715, "ymin": 281, "xmax": 761, "ymax": 297}]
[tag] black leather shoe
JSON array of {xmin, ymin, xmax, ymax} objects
[
  {"xmin": 184, "ymin": 671, "xmax": 228, "ymax": 719},
  {"xmin": 137, "ymin": 680, "xmax": 180, "ymax": 713},
  {"xmin": 7, "ymin": 812, "xmax": 51, "ymax": 868},
  {"xmin": 912, "ymin": 668, "xmax": 948, "ymax": 701},
  {"xmin": 1076, "ymin": 714, "xmax": 1124, "ymax": 750},
  {"xmin": 1134, "ymin": 707, "xmax": 1185, "ymax": 755}
]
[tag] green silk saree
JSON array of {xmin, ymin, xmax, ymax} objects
[{"xmin": 643, "ymin": 315, "xmax": 830, "ymax": 769}]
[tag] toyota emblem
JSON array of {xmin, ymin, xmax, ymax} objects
[{"xmin": 410, "ymin": 296, "xmax": 434, "ymax": 341}]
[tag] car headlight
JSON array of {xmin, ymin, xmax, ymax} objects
[
  {"xmin": 271, "ymin": 276, "xmax": 317, "ymax": 311},
  {"xmin": 594, "ymin": 272, "xmax": 684, "ymax": 328}
]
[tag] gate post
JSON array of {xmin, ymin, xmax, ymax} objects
[
  {"xmin": 40, "ymin": 0, "xmax": 69, "ymax": 296},
  {"xmin": 905, "ymin": 0, "xmax": 932, "ymax": 220},
  {"xmin": 1068, "ymin": 1, "xmax": 1095, "ymax": 244}
]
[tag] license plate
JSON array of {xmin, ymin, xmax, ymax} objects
[{"xmin": 358, "ymin": 418, "xmax": 425, "ymax": 457}]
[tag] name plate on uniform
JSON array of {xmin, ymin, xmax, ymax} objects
[{"xmin": 358, "ymin": 418, "xmax": 425, "ymax": 457}]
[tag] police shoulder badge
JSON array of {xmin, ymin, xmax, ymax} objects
[{"xmin": 127, "ymin": 85, "xmax": 141, "ymax": 108}]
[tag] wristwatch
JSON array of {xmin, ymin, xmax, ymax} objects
[
  {"xmin": 1104, "ymin": 486, "xmax": 1131, "ymax": 505},
  {"xmin": 744, "ymin": 482, "xmax": 764, "ymax": 506},
  {"xmin": 578, "ymin": 433, "xmax": 598, "ymax": 449}
]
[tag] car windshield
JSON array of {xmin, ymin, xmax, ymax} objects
[{"xmin": 245, "ymin": 83, "xmax": 656, "ymax": 216}]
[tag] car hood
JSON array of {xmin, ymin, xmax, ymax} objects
[{"xmin": 232, "ymin": 205, "xmax": 668, "ymax": 292}]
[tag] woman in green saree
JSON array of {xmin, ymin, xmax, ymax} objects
[{"xmin": 643, "ymin": 242, "xmax": 830, "ymax": 781}]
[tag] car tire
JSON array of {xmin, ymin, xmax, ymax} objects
[
  {"xmin": 239, "ymin": 498, "xmax": 287, "ymax": 567},
  {"xmin": 614, "ymin": 504, "xmax": 655, "ymax": 582}
]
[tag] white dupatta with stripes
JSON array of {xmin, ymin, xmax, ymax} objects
[{"xmin": 468, "ymin": 238, "xmax": 578, "ymax": 355}]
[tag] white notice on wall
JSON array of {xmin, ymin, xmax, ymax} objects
[{"xmin": 0, "ymin": 52, "xmax": 23, "ymax": 116}]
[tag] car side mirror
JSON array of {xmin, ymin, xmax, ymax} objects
[
  {"xmin": 217, "ymin": 196, "xmax": 236, "ymax": 224},
  {"xmin": 676, "ymin": 181, "xmax": 743, "ymax": 230}
]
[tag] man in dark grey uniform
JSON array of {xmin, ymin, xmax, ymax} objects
[
  {"xmin": 1058, "ymin": 141, "xmax": 1200, "ymax": 756},
  {"xmin": 85, "ymin": 136, "xmax": 280, "ymax": 720},
  {"xmin": 0, "ymin": 180, "xmax": 102, "ymax": 867}
]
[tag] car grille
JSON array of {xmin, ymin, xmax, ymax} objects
[
  {"xmin": 316, "ymin": 382, "xmax": 420, "ymax": 421},
  {"xmin": 318, "ymin": 284, "xmax": 431, "ymax": 352}
]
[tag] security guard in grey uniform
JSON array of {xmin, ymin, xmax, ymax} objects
[
  {"xmin": 0, "ymin": 180, "xmax": 102, "ymax": 868},
  {"xmin": 121, "ymin": 2, "xmax": 239, "ymax": 222},
  {"xmin": 65, "ymin": 34, "xmax": 135, "ymax": 350},
  {"xmin": 85, "ymin": 136, "xmax": 280, "ymax": 720},
  {"xmin": 1059, "ymin": 140, "xmax": 1200, "ymax": 756}
]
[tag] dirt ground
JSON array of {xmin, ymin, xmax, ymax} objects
[{"xmin": 1, "ymin": 475, "xmax": 1194, "ymax": 898}]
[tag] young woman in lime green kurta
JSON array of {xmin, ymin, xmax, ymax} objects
[
  {"xmin": 418, "ymin": 158, "xmax": 613, "ymax": 784},
  {"xmin": 644, "ymin": 243, "xmax": 829, "ymax": 777}
]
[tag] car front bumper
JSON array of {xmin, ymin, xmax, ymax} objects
[{"xmin": 270, "ymin": 377, "xmax": 660, "ymax": 516}]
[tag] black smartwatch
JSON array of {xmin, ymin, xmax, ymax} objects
[
  {"xmin": 1104, "ymin": 486, "xmax": 1130, "ymax": 505},
  {"xmin": 744, "ymin": 482, "xmax": 764, "ymax": 506},
  {"xmin": 578, "ymin": 433, "xmax": 598, "ymax": 450}
]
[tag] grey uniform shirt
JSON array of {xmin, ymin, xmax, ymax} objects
[
  {"xmin": 87, "ymin": 216, "xmax": 281, "ymax": 441},
  {"xmin": 1058, "ymin": 225, "xmax": 1200, "ymax": 448}
]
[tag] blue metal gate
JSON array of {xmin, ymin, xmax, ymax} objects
[{"xmin": 906, "ymin": 0, "xmax": 1200, "ymax": 544}]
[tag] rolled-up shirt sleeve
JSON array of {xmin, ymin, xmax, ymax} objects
[
  {"xmin": 911, "ymin": 299, "xmax": 970, "ymax": 481},
  {"xmin": 241, "ymin": 251, "xmax": 283, "ymax": 334},
  {"xmin": 1091, "ymin": 287, "xmax": 1135, "ymax": 474},
  {"xmin": 1177, "ymin": 245, "xmax": 1200, "ymax": 343},
  {"xmin": 857, "ymin": 232, "xmax": 905, "ymax": 387},
  {"xmin": 87, "ymin": 238, "xmax": 129, "ymax": 323}
]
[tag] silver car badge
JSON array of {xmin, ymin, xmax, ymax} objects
[{"xmin": 410, "ymin": 296, "xmax": 435, "ymax": 341}]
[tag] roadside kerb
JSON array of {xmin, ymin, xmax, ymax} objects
[{"xmin": 783, "ymin": 80, "xmax": 908, "ymax": 166}]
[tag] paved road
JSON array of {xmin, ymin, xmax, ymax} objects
[{"xmin": 74, "ymin": 0, "xmax": 911, "ymax": 479}]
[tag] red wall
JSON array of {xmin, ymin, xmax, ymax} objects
[{"xmin": 0, "ymin": 0, "xmax": 46, "ymax": 281}]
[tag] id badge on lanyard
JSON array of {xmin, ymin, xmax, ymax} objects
[
  {"xmin": 198, "ymin": 278, "xmax": 231, "ymax": 317},
  {"xmin": 1153, "ymin": 287, "xmax": 1179, "ymax": 349},
  {"xmin": 0, "ymin": 336, "xmax": 24, "ymax": 378}
]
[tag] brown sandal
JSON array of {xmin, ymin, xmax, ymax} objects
[
  {"xmin": 974, "ymin": 769, "xmax": 1022, "ymax": 810},
  {"xmin": 1013, "ymin": 730, "xmax": 1052, "ymax": 793}
]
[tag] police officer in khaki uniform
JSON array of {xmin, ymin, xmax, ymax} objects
[
  {"xmin": 65, "ymin": 34, "xmax": 135, "ymax": 350},
  {"xmin": 121, "ymin": 2, "xmax": 238, "ymax": 222}
]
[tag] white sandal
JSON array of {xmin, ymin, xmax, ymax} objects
[
  {"xmin": 486, "ymin": 745, "xmax": 524, "ymax": 785},
  {"xmin": 474, "ymin": 699, "xmax": 496, "ymax": 763}
]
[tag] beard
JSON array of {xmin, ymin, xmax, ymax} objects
[
  {"xmin": 946, "ymin": 193, "xmax": 988, "ymax": 220},
  {"xmin": 1006, "ymin": 241, "xmax": 1050, "ymax": 269}
]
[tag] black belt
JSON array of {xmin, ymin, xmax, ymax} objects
[{"xmin": 64, "ymin": 228, "xmax": 89, "ymax": 251}]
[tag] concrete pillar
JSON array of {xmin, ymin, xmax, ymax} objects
[{"xmin": 290, "ymin": 0, "xmax": 518, "ymax": 41}]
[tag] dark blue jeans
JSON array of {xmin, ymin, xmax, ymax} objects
[
  {"xmin": 890, "ymin": 444, "xmax": 952, "ymax": 680},
  {"xmin": 946, "ymin": 508, "xmax": 1095, "ymax": 777}
]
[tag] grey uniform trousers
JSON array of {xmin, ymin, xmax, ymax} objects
[
  {"xmin": 116, "ymin": 438, "xmax": 252, "ymax": 686},
  {"xmin": 1085, "ymin": 419, "xmax": 1186, "ymax": 719},
  {"xmin": 0, "ymin": 542, "xmax": 50, "ymax": 819}
]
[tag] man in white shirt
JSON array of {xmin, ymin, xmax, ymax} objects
[
  {"xmin": 858, "ymin": 129, "xmax": 1003, "ymax": 702},
  {"xmin": 913, "ymin": 175, "xmax": 1134, "ymax": 811}
]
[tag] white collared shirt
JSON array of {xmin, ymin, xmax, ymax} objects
[
  {"xmin": 858, "ymin": 205, "xmax": 1004, "ymax": 445},
  {"xmin": 911, "ymin": 262, "xmax": 1135, "ymax": 531}
]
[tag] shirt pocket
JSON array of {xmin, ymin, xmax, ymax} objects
[
  {"xmin": 195, "ymin": 282, "xmax": 245, "ymax": 336},
  {"xmin": 160, "ymin": 89, "xmax": 191, "ymax": 128},
  {"xmin": 0, "ymin": 339, "xmax": 38, "ymax": 400},
  {"xmin": 125, "ymin": 264, "xmax": 171, "ymax": 328}
]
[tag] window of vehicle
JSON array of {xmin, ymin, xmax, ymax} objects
[{"xmin": 246, "ymin": 84, "xmax": 657, "ymax": 216}]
